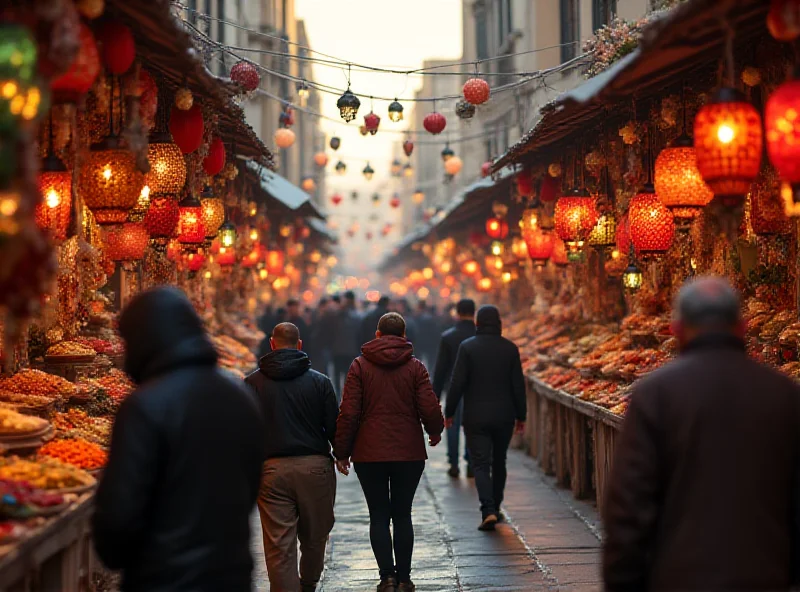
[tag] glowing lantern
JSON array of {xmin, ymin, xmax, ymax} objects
[
  {"xmin": 217, "ymin": 247, "xmax": 236, "ymax": 266},
  {"xmin": 461, "ymin": 260, "xmax": 479, "ymax": 276},
  {"xmin": 781, "ymin": 181, "xmax": 800, "ymax": 217},
  {"xmin": 80, "ymin": 137, "xmax": 145, "ymax": 225},
  {"xmin": 98, "ymin": 21, "xmax": 136, "ymax": 75},
  {"xmin": 516, "ymin": 170, "xmax": 534, "ymax": 197},
  {"xmin": 51, "ymin": 23, "xmax": 100, "ymax": 103},
  {"xmin": 169, "ymin": 104, "xmax": 204, "ymax": 154},
  {"xmin": 202, "ymin": 136, "xmax": 226, "ymax": 176},
  {"xmin": 337, "ymin": 88, "xmax": 361, "ymax": 122},
  {"xmin": 145, "ymin": 133, "xmax": 187, "ymax": 196},
  {"xmin": 364, "ymin": 111, "xmax": 380, "ymax": 135},
  {"xmin": 301, "ymin": 177, "xmax": 317, "ymax": 193},
  {"xmin": 388, "ymin": 100, "xmax": 404, "ymax": 122},
  {"xmin": 184, "ymin": 251, "xmax": 206, "ymax": 273},
  {"xmin": 423, "ymin": 111, "xmax": 446, "ymax": 135},
  {"xmin": 654, "ymin": 134, "xmax": 714, "ymax": 222},
  {"xmin": 519, "ymin": 208, "xmax": 539, "ymax": 233},
  {"xmin": 476, "ymin": 277, "xmax": 493, "ymax": 292},
  {"xmin": 766, "ymin": 78, "xmax": 800, "ymax": 192},
  {"xmin": 104, "ymin": 223, "xmax": 149, "ymax": 262},
  {"xmin": 412, "ymin": 189, "xmax": 425, "ymax": 205},
  {"xmin": 403, "ymin": 162, "xmax": 414, "ymax": 178},
  {"xmin": 314, "ymin": 152, "xmax": 329, "ymax": 167},
  {"xmin": 362, "ymin": 163, "xmax": 375, "ymax": 180},
  {"xmin": 266, "ymin": 249, "xmax": 285, "ymax": 275},
  {"xmin": 216, "ymin": 220, "xmax": 235, "ymax": 248},
  {"xmin": 524, "ymin": 228, "xmax": 555, "ymax": 267},
  {"xmin": 444, "ymin": 156, "xmax": 463, "ymax": 176},
  {"xmin": 551, "ymin": 237, "xmax": 569, "ymax": 267},
  {"xmin": 275, "ymin": 128, "xmax": 296, "ymax": 149},
  {"xmin": 768, "ymin": 0, "xmax": 800, "ymax": 41},
  {"xmin": 463, "ymin": 78, "xmax": 490, "ymax": 105},
  {"xmin": 485, "ymin": 217, "xmax": 509, "ymax": 240},
  {"xmin": 511, "ymin": 237, "xmax": 528, "ymax": 261},
  {"xmin": 230, "ymin": 60, "xmax": 260, "ymax": 91},
  {"xmin": 177, "ymin": 195, "xmax": 205, "ymax": 246},
  {"xmin": 241, "ymin": 244, "xmax": 262, "ymax": 268},
  {"xmin": 36, "ymin": 154, "xmax": 72, "ymax": 241},
  {"xmin": 553, "ymin": 190, "xmax": 599, "ymax": 252},
  {"xmin": 403, "ymin": 139, "xmax": 414, "ymax": 157},
  {"xmin": 628, "ymin": 186, "xmax": 675, "ymax": 257},
  {"xmin": 587, "ymin": 212, "xmax": 617, "ymax": 249},
  {"xmin": 200, "ymin": 194, "xmax": 225, "ymax": 238},
  {"xmin": 490, "ymin": 241, "xmax": 505, "ymax": 256},
  {"xmin": 694, "ymin": 88, "xmax": 762, "ymax": 202},
  {"xmin": 751, "ymin": 167, "xmax": 792, "ymax": 235},
  {"xmin": 390, "ymin": 159, "xmax": 403, "ymax": 177},
  {"xmin": 145, "ymin": 196, "xmax": 179, "ymax": 239},
  {"xmin": 622, "ymin": 257, "xmax": 643, "ymax": 291}
]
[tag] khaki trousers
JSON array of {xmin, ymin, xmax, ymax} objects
[{"xmin": 257, "ymin": 455, "xmax": 336, "ymax": 591}]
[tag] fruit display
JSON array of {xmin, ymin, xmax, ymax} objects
[
  {"xmin": 0, "ymin": 370, "xmax": 77, "ymax": 400},
  {"xmin": 39, "ymin": 438, "xmax": 108, "ymax": 471},
  {"xmin": 0, "ymin": 457, "xmax": 96, "ymax": 491},
  {"xmin": 45, "ymin": 341, "xmax": 96, "ymax": 358},
  {"xmin": 52, "ymin": 409, "xmax": 112, "ymax": 446},
  {"xmin": 91, "ymin": 369, "xmax": 134, "ymax": 402},
  {"xmin": 0, "ymin": 408, "xmax": 50, "ymax": 435},
  {"xmin": 0, "ymin": 391, "xmax": 55, "ymax": 409},
  {"xmin": 73, "ymin": 336, "xmax": 124, "ymax": 356},
  {"xmin": 0, "ymin": 479, "xmax": 66, "ymax": 519}
]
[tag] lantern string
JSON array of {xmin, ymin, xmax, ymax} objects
[
  {"xmin": 108, "ymin": 75, "xmax": 115, "ymax": 138},
  {"xmin": 680, "ymin": 80, "xmax": 687, "ymax": 136},
  {"xmin": 722, "ymin": 18, "xmax": 736, "ymax": 87}
]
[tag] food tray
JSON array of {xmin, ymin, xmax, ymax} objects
[
  {"xmin": 0, "ymin": 424, "xmax": 52, "ymax": 442},
  {"xmin": 44, "ymin": 354, "xmax": 97, "ymax": 364}
]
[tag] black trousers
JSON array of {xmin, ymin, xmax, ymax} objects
[
  {"xmin": 354, "ymin": 461, "xmax": 425, "ymax": 583},
  {"xmin": 332, "ymin": 355, "xmax": 353, "ymax": 402},
  {"xmin": 464, "ymin": 423, "xmax": 514, "ymax": 518}
]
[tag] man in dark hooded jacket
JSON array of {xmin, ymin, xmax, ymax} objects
[
  {"xmin": 446, "ymin": 305, "xmax": 526, "ymax": 531},
  {"xmin": 93, "ymin": 287, "xmax": 264, "ymax": 592},
  {"xmin": 245, "ymin": 322, "xmax": 338, "ymax": 592}
]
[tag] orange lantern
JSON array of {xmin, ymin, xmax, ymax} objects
[
  {"xmin": 553, "ymin": 189, "xmax": 599, "ymax": 252},
  {"xmin": 694, "ymin": 88, "xmax": 762, "ymax": 203},
  {"xmin": 145, "ymin": 133, "xmax": 187, "ymax": 197},
  {"xmin": 485, "ymin": 217, "xmax": 509, "ymax": 239},
  {"xmin": 461, "ymin": 259, "xmax": 479, "ymax": 276},
  {"xmin": 217, "ymin": 247, "xmax": 236, "ymax": 266},
  {"xmin": 628, "ymin": 186, "xmax": 675, "ymax": 258},
  {"xmin": 104, "ymin": 223, "xmax": 149, "ymax": 262},
  {"xmin": 145, "ymin": 196, "xmax": 180, "ymax": 239},
  {"xmin": 766, "ymin": 78, "xmax": 800, "ymax": 197},
  {"xmin": 524, "ymin": 228, "xmax": 555, "ymax": 267},
  {"xmin": 274, "ymin": 128, "xmax": 296, "ymax": 149},
  {"xmin": 551, "ymin": 236, "xmax": 569, "ymax": 267},
  {"xmin": 80, "ymin": 136, "xmax": 145, "ymax": 225},
  {"xmin": 314, "ymin": 152, "xmax": 329, "ymax": 167},
  {"xmin": 265, "ymin": 249, "xmax": 286, "ymax": 275},
  {"xmin": 36, "ymin": 154, "xmax": 72, "ymax": 241},
  {"xmin": 177, "ymin": 195, "xmax": 205, "ymax": 247},
  {"xmin": 476, "ymin": 277, "xmax": 493, "ymax": 292},
  {"xmin": 200, "ymin": 192, "xmax": 225, "ymax": 239},
  {"xmin": 654, "ymin": 135, "xmax": 714, "ymax": 222}
]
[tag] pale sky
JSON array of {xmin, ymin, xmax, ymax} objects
[{"xmin": 295, "ymin": 0, "xmax": 463, "ymax": 274}]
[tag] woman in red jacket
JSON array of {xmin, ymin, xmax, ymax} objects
[{"xmin": 334, "ymin": 312, "xmax": 444, "ymax": 592}]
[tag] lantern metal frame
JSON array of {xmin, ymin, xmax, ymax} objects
[
  {"xmin": 337, "ymin": 88, "xmax": 361, "ymax": 122},
  {"xmin": 335, "ymin": 161, "xmax": 347, "ymax": 175},
  {"xmin": 388, "ymin": 99, "xmax": 404, "ymax": 122},
  {"xmin": 363, "ymin": 163, "xmax": 375, "ymax": 181}
]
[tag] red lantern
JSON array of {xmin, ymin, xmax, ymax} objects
[
  {"xmin": 266, "ymin": 249, "xmax": 285, "ymax": 275},
  {"xmin": 629, "ymin": 186, "xmax": 675, "ymax": 257},
  {"xmin": 768, "ymin": 0, "xmax": 800, "ymax": 41},
  {"xmin": 241, "ymin": 244, "xmax": 262, "ymax": 268},
  {"xmin": 616, "ymin": 213, "xmax": 633, "ymax": 254},
  {"xmin": 551, "ymin": 237, "xmax": 569, "ymax": 267},
  {"xmin": 654, "ymin": 135, "xmax": 714, "ymax": 221},
  {"xmin": 423, "ymin": 112, "xmax": 446, "ymax": 135},
  {"xmin": 766, "ymin": 78, "xmax": 800, "ymax": 188},
  {"xmin": 51, "ymin": 22, "xmax": 100, "ymax": 103},
  {"xmin": 314, "ymin": 152, "xmax": 329, "ymax": 167},
  {"xmin": 184, "ymin": 251, "xmax": 206, "ymax": 272},
  {"xmin": 98, "ymin": 21, "xmax": 136, "ymax": 75},
  {"xmin": 554, "ymin": 191, "xmax": 599, "ymax": 245},
  {"xmin": 177, "ymin": 195, "xmax": 206, "ymax": 246},
  {"xmin": 463, "ymin": 78, "xmax": 490, "ymax": 105},
  {"xmin": 364, "ymin": 112, "xmax": 380, "ymax": 135},
  {"xmin": 170, "ymin": 104, "xmax": 204, "ymax": 154},
  {"xmin": 403, "ymin": 140, "xmax": 414, "ymax": 157},
  {"xmin": 390, "ymin": 196, "xmax": 401, "ymax": 209},
  {"xmin": 104, "ymin": 223, "xmax": 149, "ymax": 262},
  {"xmin": 516, "ymin": 170, "xmax": 534, "ymax": 197},
  {"xmin": 166, "ymin": 239, "xmax": 181, "ymax": 262},
  {"xmin": 144, "ymin": 196, "xmax": 180, "ymax": 239},
  {"xmin": 203, "ymin": 136, "xmax": 226, "ymax": 176},
  {"xmin": 524, "ymin": 228, "xmax": 555, "ymax": 267},
  {"xmin": 485, "ymin": 217, "xmax": 509, "ymax": 240},
  {"xmin": 230, "ymin": 60, "xmax": 260, "ymax": 91},
  {"xmin": 331, "ymin": 193, "xmax": 343, "ymax": 206},
  {"xmin": 694, "ymin": 88, "xmax": 762, "ymax": 202},
  {"xmin": 540, "ymin": 174, "xmax": 559, "ymax": 203},
  {"xmin": 36, "ymin": 155, "xmax": 72, "ymax": 241},
  {"xmin": 217, "ymin": 247, "xmax": 236, "ymax": 266},
  {"xmin": 481, "ymin": 161, "xmax": 492, "ymax": 178}
]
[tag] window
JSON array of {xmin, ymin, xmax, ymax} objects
[
  {"xmin": 497, "ymin": 0, "xmax": 512, "ymax": 47},
  {"xmin": 560, "ymin": 0, "xmax": 580, "ymax": 63},
  {"xmin": 474, "ymin": 1, "xmax": 489, "ymax": 60},
  {"xmin": 592, "ymin": 0, "xmax": 617, "ymax": 30}
]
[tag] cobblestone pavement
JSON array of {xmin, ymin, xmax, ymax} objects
[{"xmin": 253, "ymin": 441, "xmax": 603, "ymax": 591}]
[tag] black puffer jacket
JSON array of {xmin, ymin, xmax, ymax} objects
[
  {"xmin": 245, "ymin": 348, "xmax": 338, "ymax": 459},
  {"xmin": 93, "ymin": 287, "xmax": 264, "ymax": 592},
  {"xmin": 445, "ymin": 306, "xmax": 526, "ymax": 426}
]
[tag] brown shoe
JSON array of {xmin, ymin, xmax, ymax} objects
[
  {"xmin": 377, "ymin": 576, "xmax": 398, "ymax": 591},
  {"xmin": 478, "ymin": 514, "xmax": 498, "ymax": 531},
  {"xmin": 397, "ymin": 581, "xmax": 416, "ymax": 591}
]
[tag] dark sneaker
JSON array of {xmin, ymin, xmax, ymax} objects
[
  {"xmin": 466, "ymin": 465, "xmax": 474, "ymax": 478},
  {"xmin": 397, "ymin": 581, "xmax": 416, "ymax": 592},
  {"xmin": 496, "ymin": 509, "xmax": 506, "ymax": 523},
  {"xmin": 478, "ymin": 514, "xmax": 498, "ymax": 531},
  {"xmin": 377, "ymin": 576, "xmax": 398, "ymax": 591},
  {"xmin": 447, "ymin": 465, "xmax": 460, "ymax": 478}
]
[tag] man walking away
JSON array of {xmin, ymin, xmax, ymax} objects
[
  {"xmin": 360, "ymin": 295, "xmax": 390, "ymax": 348},
  {"xmin": 446, "ymin": 305, "xmax": 526, "ymax": 531},
  {"xmin": 432, "ymin": 298, "xmax": 476, "ymax": 478},
  {"xmin": 94, "ymin": 287, "xmax": 264, "ymax": 592},
  {"xmin": 332, "ymin": 291, "xmax": 361, "ymax": 399},
  {"xmin": 246, "ymin": 322, "xmax": 338, "ymax": 592},
  {"xmin": 603, "ymin": 276, "xmax": 800, "ymax": 592},
  {"xmin": 285, "ymin": 298, "xmax": 309, "ymax": 346}
]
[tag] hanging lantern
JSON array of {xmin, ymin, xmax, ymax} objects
[
  {"xmin": 553, "ymin": 190, "xmax": 599, "ymax": 253},
  {"xmin": 519, "ymin": 208, "xmax": 539, "ymax": 233},
  {"xmin": 423, "ymin": 111, "xmax": 447, "ymax": 135},
  {"xmin": 390, "ymin": 159, "xmax": 403, "ymax": 177},
  {"xmin": 524, "ymin": 228, "xmax": 555, "ymax": 267},
  {"xmin": 314, "ymin": 152, "xmax": 329, "ymax": 167},
  {"xmin": 628, "ymin": 186, "xmax": 675, "ymax": 258},
  {"xmin": 551, "ymin": 237, "xmax": 569, "ymax": 267},
  {"xmin": 330, "ymin": 136, "xmax": 341, "ymax": 151},
  {"xmin": 266, "ymin": 249, "xmax": 285, "ymax": 275},
  {"xmin": 587, "ymin": 212, "xmax": 617, "ymax": 249},
  {"xmin": 654, "ymin": 134, "xmax": 714, "ymax": 222},
  {"xmin": 202, "ymin": 136, "xmax": 226, "ymax": 176},
  {"xmin": 80, "ymin": 137, "xmax": 145, "ymax": 225},
  {"xmin": 485, "ymin": 252, "xmax": 503, "ymax": 273},
  {"xmin": 516, "ymin": 170, "xmax": 534, "ymax": 197},
  {"xmin": 388, "ymin": 100, "xmax": 404, "ymax": 122},
  {"xmin": 364, "ymin": 111, "xmax": 380, "ymax": 135},
  {"xmin": 540, "ymin": 174, "xmax": 559, "ymax": 203},
  {"xmin": 51, "ymin": 22, "xmax": 100, "ymax": 103},
  {"xmin": 481, "ymin": 161, "xmax": 492, "ymax": 178},
  {"xmin": 694, "ymin": 88, "xmax": 762, "ymax": 202},
  {"xmin": 403, "ymin": 139, "xmax": 414, "ymax": 157},
  {"xmin": 104, "ymin": 223, "xmax": 149, "ymax": 262},
  {"xmin": 331, "ymin": 193, "xmax": 343, "ymax": 206},
  {"xmin": 390, "ymin": 195, "xmax": 401, "ymax": 209},
  {"xmin": 169, "ymin": 103, "xmax": 204, "ymax": 154},
  {"xmin": 751, "ymin": 167, "xmax": 792, "ymax": 235},
  {"xmin": 372, "ymin": 193, "xmax": 381, "ymax": 206},
  {"xmin": 362, "ymin": 163, "xmax": 375, "ymax": 181},
  {"xmin": 444, "ymin": 156, "xmax": 463, "ymax": 176},
  {"xmin": 486, "ymin": 216, "xmax": 509, "ymax": 240},
  {"xmin": 490, "ymin": 241, "xmax": 505, "ymax": 256},
  {"xmin": 337, "ymin": 88, "xmax": 361, "ymax": 122},
  {"xmin": 36, "ymin": 154, "xmax": 72, "ymax": 241},
  {"xmin": 301, "ymin": 177, "xmax": 317, "ymax": 192},
  {"xmin": 274, "ymin": 128, "xmax": 296, "ymax": 149},
  {"xmin": 218, "ymin": 220, "xmax": 236, "ymax": 247},
  {"xmin": 230, "ymin": 60, "xmax": 260, "ymax": 91},
  {"xmin": 455, "ymin": 99, "xmax": 476, "ymax": 120},
  {"xmin": 98, "ymin": 21, "xmax": 136, "ymax": 75},
  {"xmin": 441, "ymin": 145, "xmax": 455, "ymax": 162},
  {"xmin": 768, "ymin": 0, "xmax": 800, "ymax": 41},
  {"xmin": 335, "ymin": 161, "xmax": 347, "ymax": 175},
  {"xmin": 403, "ymin": 162, "xmax": 414, "ymax": 178},
  {"xmin": 217, "ymin": 246, "xmax": 236, "ymax": 266},
  {"xmin": 461, "ymin": 260, "xmax": 479, "ymax": 276},
  {"xmin": 412, "ymin": 189, "xmax": 425, "ymax": 205},
  {"xmin": 476, "ymin": 277, "xmax": 493, "ymax": 292},
  {"xmin": 200, "ymin": 194, "xmax": 225, "ymax": 239},
  {"xmin": 177, "ymin": 194, "xmax": 205, "ymax": 246},
  {"xmin": 463, "ymin": 78, "xmax": 490, "ymax": 105},
  {"xmin": 145, "ymin": 133, "xmax": 187, "ymax": 196},
  {"xmin": 184, "ymin": 251, "xmax": 206, "ymax": 273},
  {"xmin": 766, "ymin": 77, "xmax": 800, "ymax": 197},
  {"xmin": 622, "ymin": 255, "xmax": 643, "ymax": 291},
  {"xmin": 359, "ymin": 125, "xmax": 369, "ymax": 136},
  {"xmin": 279, "ymin": 106, "xmax": 295, "ymax": 128},
  {"xmin": 511, "ymin": 237, "xmax": 528, "ymax": 261},
  {"xmin": 144, "ymin": 196, "xmax": 179, "ymax": 239}
]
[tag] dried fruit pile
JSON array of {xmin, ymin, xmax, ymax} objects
[
  {"xmin": 46, "ymin": 341, "xmax": 96, "ymax": 358},
  {"xmin": 0, "ymin": 369, "xmax": 77, "ymax": 400},
  {"xmin": 0, "ymin": 408, "xmax": 49, "ymax": 434},
  {"xmin": 0, "ymin": 457, "xmax": 95, "ymax": 491},
  {"xmin": 74, "ymin": 337, "xmax": 124, "ymax": 356},
  {"xmin": 39, "ymin": 438, "xmax": 107, "ymax": 471},
  {"xmin": 52, "ymin": 409, "xmax": 112, "ymax": 446}
]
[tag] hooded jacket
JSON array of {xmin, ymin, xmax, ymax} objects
[
  {"xmin": 245, "ymin": 348, "xmax": 338, "ymax": 459},
  {"xmin": 93, "ymin": 287, "xmax": 264, "ymax": 592},
  {"xmin": 445, "ymin": 306, "xmax": 526, "ymax": 426},
  {"xmin": 334, "ymin": 335, "xmax": 444, "ymax": 462}
]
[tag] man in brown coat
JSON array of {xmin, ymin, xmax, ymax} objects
[{"xmin": 603, "ymin": 276, "xmax": 800, "ymax": 591}]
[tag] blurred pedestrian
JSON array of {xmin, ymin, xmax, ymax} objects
[
  {"xmin": 394, "ymin": 299, "xmax": 417, "ymax": 344},
  {"xmin": 360, "ymin": 295, "xmax": 390, "ymax": 347},
  {"xmin": 309, "ymin": 297, "xmax": 336, "ymax": 374},
  {"xmin": 94, "ymin": 287, "xmax": 264, "ymax": 591},
  {"xmin": 246, "ymin": 323, "xmax": 338, "ymax": 592},
  {"xmin": 603, "ymin": 276, "xmax": 800, "ymax": 591},
  {"xmin": 432, "ymin": 298, "xmax": 476, "ymax": 478},
  {"xmin": 331, "ymin": 291, "xmax": 360, "ymax": 399},
  {"xmin": 413, "ymin": 301, "xmax": 437, "ymax": 368},
  {"xmin": 286, "ymin": 299, "xmax": 309, "ymax": 346},
  {"xmin": 334, "ymin": 312, "xmax": 444, "ymax": 592},
  {"xmin": 446, "ymin": 305, "xmax": 526, "ymax": 531}
]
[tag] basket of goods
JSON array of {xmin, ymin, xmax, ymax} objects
[
  {"xmin": 39, "ymin": 438, "xmax": 108, "ymax": 472},
  {"xmin": 0, "ymin": 390, "xmax": 57, "ymax": 418},
  {"xmin": 92, "ymin": 369, "xmax": 134, "ymax": 403},
  {"xmin": 45, "ymin": 341, "xmax": 97, "ymax": 363},
  {"xmin": 0, "ymin": 479, "xmax": 67, "ymax": 518},
  {"xmin": 0, "ymin": 457, "xmax": 96, "ymax": 493},
  {"xmin": 0, "ymin": 408, "xmax": 52, "ymax": 442},
  {"xmin": 52, "ymin": 409, "xmax": 112, "ymax": 446},
  {"xmin": 74, "ymin": 337, "xmax": 124, "ymax": 357},
  {"xmin": 0, "ymin": 369, "xmax": 78, "ymax": 401}
]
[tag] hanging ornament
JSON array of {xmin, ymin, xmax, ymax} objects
[
  {"xmin": 145, "ymin": 133, "xmax": 187, "ymax": 198},
  {"xmin": 362, "ymin": 163, "xmax": 375, "ymax": 181},
  {"xmin": 481, "ymin": 161, "xmax": 492, "ymax": 178},
  {"xmin": 36, "ymin": 154, "xmax": 72, "ymax": 241},
  {"xmin": 540, "ymin": 175, "xmax": 559, "ymax": 202},
  {"xmin": 175, "ymin": 87, "xmax": 193, "ymax": 110},
  {"xmin": 403, "ymin": 139, "xmax": 414, "ymax": 157},
  {"xmin": 444, "ymin": 156, "xmax": 463, "ymax": 176},
  {"xmin": 169, "ymin": 103, "xmax": 204, "ymax": 154},
  {"xmin": 217, "ymin": 246, "xmax": 236, "ymax": 266},
  {"xmin": 694, "ymin": 88, "xmax": 762, "ymax": 203},
  {"xmin": 441, "ymin": 145, "xmax": 455, "ymax": 162},
  {"xmin": 331, "ymin": 193, "xmax": 343, "ymax": 206},
  {"xmin": 279, "ymin": 106, "xmax": 295, "ymax": 127},
  {"xmin": 98, "ymin": 20, "xmax": 135, "ymax": 75},
  {"xmin": 553, "ymin": 189, "xmax": 599, "ymax": 255},
  {"xmin": 524, "ymin": 228, "xmax": 555, "ymax": 267},
  {"xmin": 412, "ymin": 189, "xmax": 425, "ymax": 205},
  {"xmin": 455, "ymin": 99, "xmax": 476, "ymax": 120},
  {"xmin": 266, "ymin": 249, "xmax": 285, "ymax": 275},
  {"xmin": 314, "ymin": 152, "xmax": 328, "ymax": 167},
  {"xmin": 390, "ymin": 159, "xmax": 403, "ymax": 177},
  {"xmin": 329, "ymin": 136, "xmax": 341, "ymax": 151},
  {"xmin": 364, "ymin": 111, "xmax": 380, "ymax": 135},
  {"xmin": 184, "ymin": 251, "xmax": 206, "ymax": 273},
  {"xmin": 516, "ymin": 170, "xmax": 534, "ymax": 197},
  {"xmin": 51, "ymin": 22, "xmax": 100, "ymax": 103},
  {"xmin": 766, "ymin": 77, "xmax": 800, "ymax": 199},
  {"xmin": 655, "ymin": 134, "xmax": 714, "ymax": 223},
  {"xmin": 463, "ymin": 78, "xmax": 490, "ymax": 105},
  {"xmin": 202, "ymin": 136, "xmax": 226, "ymax": 176},
  {"xmin": 359, "ymin": 125, "xmax": 369, "ymax": 136},
  {"xmin": 768, "ymin": 0, "xmax": 800, "ymax": 41},
  {"xmin": 335, "ymin": 161, "xmax": 347, "ymax": 175},
  {"xmin": 218, "ymin": 219, "xmax": 236, "ymax": 247},
  {"xmin": 385, "ymin": 194, "xmax": 399, "ymax": 209},
  {"xmin": 274, "ymin": 127, "xmax": 296, "ymax": 149},
  {"xmin": 587, "ymin": 212, "xmax": 617, "ymax": 249},
  {"xmin": 461, "ymin": 259, "xmax": 479, "ymax": 276},
  {"xmin": 629, "ymin": 185, "xmax": 675, "ymax": 258},
  {"xmin": 485, "ymin": 216, "xmax": 509, "ymax": 240},
  {"xmin": 622, "ymin": 253, "xmax": 643, "ymax": 291},
  {"xmin": 301, "ymin": 177, "xmax": 316, "ymax": 193},
  {"xmin": 104, "ymin": 223, "xmax": 149, "ymax": 262},
  {"xmin": 423, "ymin": 111, "xmax": 447, "ymax": 135},
  {"xmin": 388, "ymin": 99, "xmax": 404, "ymax": 122},
  {"xmin": 403, "ymin": 162, "xmax": 414, "ymax": 178},
  {"xmin": 200, "ymin": 190, "xmax": 225, "ymax": 238},
  {"xmin": 177, "ymin": 194, "xmax": 205, "ymax": 247},
  {"xmin": 230, "ymin": 60, "xmax": 260, "ymax": 91},
  {"xmin": 144, "ymin": 196, "xmax": 179, "ymax": 239},
  {"xmin": 81, "ymin": 137, "xmax": 145, "ymax": 225},
  {"xmin": 337, "ymin": 88, "xmax": 361, "ymax": 122},
  {"xmin": 77, "ymin": 0, "xmax": 105, "ymax": 19},
  {"xmin": 548, "ymin": 163, "xmax": 562, "ymax": 177}
]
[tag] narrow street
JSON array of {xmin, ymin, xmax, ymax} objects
[{"xmin": 252, "ymin": 442, "xmax": 603, "ymax": 591}]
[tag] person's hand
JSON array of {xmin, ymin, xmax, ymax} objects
[
  {"xmin": 444, "ymin": 417, "xmax": 454, "ymax": 429},
  {"xmin": 429, "ymin": 433, "xmax": 442, "ymax": 447},
  {"xmin": 335, "ymin": 459, "xmax": 351, "ymax": 476},
  {"xmin": 514, "ymin": 420, "xmax": 526, "ymax": 435}
]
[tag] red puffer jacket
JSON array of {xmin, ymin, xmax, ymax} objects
[{"xmin": 334, "ymin": 335, "xmax": 444, "ymax": 462}]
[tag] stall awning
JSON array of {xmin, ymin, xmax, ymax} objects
[{"xmin": 247, "ymin": 161, "xmax": 325, "ymax": 220}]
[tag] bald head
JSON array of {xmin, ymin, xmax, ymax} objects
[
  {"xmin": 271, "ymin": 322, "xmax": 300, "ymax": 349},
  {"xmin": 673, "ymin": 276, "xmax": 741, "ymax": 335}
]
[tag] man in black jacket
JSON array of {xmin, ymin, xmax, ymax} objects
[
  {"xmin": 432, "ymin": 299, "xmax": 476, "ymax": 478},
  {"xmin": 446, "ymin": 305, "xmax": 526, "ymax": 531},
  {"xmin": 245, "ymin": 322, "xmax": 338, "ymax": 592},
  {"xmin": 93, "ymin": 287, "xmax": 264, "ymax": 592}
]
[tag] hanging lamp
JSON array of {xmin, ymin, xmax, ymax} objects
[
  {"xmin": 388, "ymin": 99, "xmax": 404, "ymax": 122},
  {"xmin": 36, "ymin": 115, "xmax": 71, "ymax": 241}
]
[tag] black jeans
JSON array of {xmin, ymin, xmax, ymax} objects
[
  {"xmin": 354, "ymin": 461, "xmax": 425, "ymax": 583},
  {"xmin": 465, "ymin": 423, "xmax": 514, "ymax": 518}
]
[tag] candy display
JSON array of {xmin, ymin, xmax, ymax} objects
[
  {"xmin": 0, "ymin": 479, "xmax": 66, "ymax": 519},
  {"xmin": 73, "ymin": 337, "xmax": 124, "ymax": 356},
  {"xmin": 91, "ymin": 369, "xmax": 134, "ymax": 402},
  {"xmin": 39, "ymin": 438, "xmax": 108, "ymax": 471},
  {"xmin": 0, "ymin": 408, "xmax": 50, "ymax": 436},
  {"xmin": 45, "ymin": 341, "xmax": 97, "ymax": 358},
  {"xmin": 0, "ymin": 370, "xmax": 77, "ymax": 400},
  {"xmin": 0, "ymin": 457, "xmax": 96, "ymax": 491},
  {"xmin": 52, "ymin": 409, "xmax": 112, "ymax": 446}
]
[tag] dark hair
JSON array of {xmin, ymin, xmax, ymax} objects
[
  {"xmin": 319, "ymin": 297, "xmax": 329, "ymax": 306},
  {"xmin": 287, "ymin": 298, "xmax": 299, "ymax": 307},
  {"xmin": 377, "ymin": 312, "xmax": 406, "ymax": 337},
  {"xmin": 272, "ymin": 322, "xmax": 300, "ymax": 347},
  {"xmin": 344, "ymin": 291, "xmax": 356, "ymax": 301},
  {"xmin": 456, "ymin": 299, "xmax": 476, "ymax": 317},
  {"xmin": 332, "ymin": 295, "xmax": 341, "ymax": 304},
  {"xmin": 378, "ymin": 295, "xmax": 390, "ymax": 307}
]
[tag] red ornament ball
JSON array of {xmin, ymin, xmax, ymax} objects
[
  {"xmin": 481, "ymin": 161, "xmax": 493, "ymax": 178},
  {"xmin": 423, "ymin": 112, "xmax": 447, "ymax": 135},
  {"xmin": 98, "ymin": 21, "xmax": 136, "ymax": 75},
  {"xmin": 51, "ymin": 22, "xmax": 100, "ymax": 103},
  {"xmin": 203, "ymin": 136, "xmax": 226, "ymax": 176},
  {"xmin": 766, "ymin": 78, "xmax": 800, "ymax": 184},
  {"xmin": 231, "ymin": 60, "xmax": 260, "ymax": 91},
  {"xmin": 403, "ymin": 139, "xmax": 414, "ymax": 157},
  {"xmin": 390, "ymin": 197, "xmax": 401, "ymax": 209},
  {"xmin": 768, "ymin": 0, "xmax": 800, "ymax": 41},
  {"xmin": 170, "ymin": 104, "xmax": 204, "ymax": 154},
  {"xmin": 145, "ymin": 196, "xmax": 180, "ymax": 239},
  {"xmin": 463, "ymin": 78, "xmax": 490, "ymax": 105},
  {"xmin": 485, "ymin": 217, "xmax": 509, "ymax": 240},
  {"xmin": 364, "ymin": 112, "xmax": 380, "ymax": 135}
]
